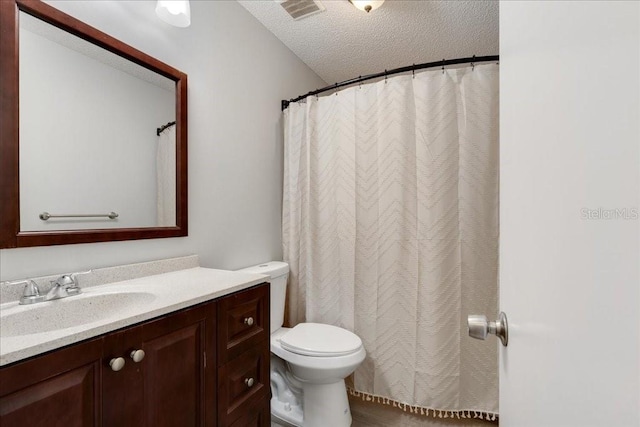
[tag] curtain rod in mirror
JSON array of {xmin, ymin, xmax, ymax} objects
[{"xmin": 157, "ymin": 121, "xmax": 176, "ymax": 136}]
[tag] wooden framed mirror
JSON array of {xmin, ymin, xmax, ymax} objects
[{"xmin": 0, "ymin": 0, "xmax": 188, "ymax": 248}]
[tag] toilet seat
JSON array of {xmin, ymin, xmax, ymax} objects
[{"xmin": 279, "ymin": 323, "xmax": 362, "ymax": 357}]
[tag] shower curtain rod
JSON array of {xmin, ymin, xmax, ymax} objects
[
  {"xmin": 281, "ymin": 55, "xmax": 499, "ymax": 111},
  {"xmin": 156, "ymin": 120, "xmax": 176, "ymax": 136}
]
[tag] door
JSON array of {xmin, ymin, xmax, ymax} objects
[
  {"xmin": 141, "ymin": 303, "xmax": 215, "ymax": 427},
  {"xmin": 103, "ymin": 302, "xmax": 216, "ymax": 427},
  {"xmin": 0, "ymin": 338, "xmax": 102, "ymax": 427},
  {"xmin": 103, "ymin": 322, "xmax": 145, "ymax": 426},
  {"xmin": 499, "ymin": 1, "xmax": 639, "ymax": 426}
]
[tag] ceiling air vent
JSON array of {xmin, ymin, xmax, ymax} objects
[{"xmin": 276, "ymin": 0, "xmax": 326, "ymax": 21}]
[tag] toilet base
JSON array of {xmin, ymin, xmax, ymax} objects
[
  {"xmin": 300, "ymin": 379, "xmax": 352, "ymax": 427},
  {"xmin": 270, "ymin": 376, "xmax": 353, "ymax": 427},
  {"xmin": 271, "ymin": 397, "xmax": 303, "ymax": 426}
]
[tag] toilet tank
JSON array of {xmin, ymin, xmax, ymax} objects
[{"xmin": 237, "ymin": 261, "xmax": 289, "ymax": 334}]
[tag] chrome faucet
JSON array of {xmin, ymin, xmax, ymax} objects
[
  {"xmin": 46, "ymin": 271, "xmax": 90, "ymax": 301},
  {"xmin": 12, "ymin": 271, "xmax": 91, "ymax": 305}
]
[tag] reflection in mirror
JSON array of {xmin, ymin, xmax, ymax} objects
[{"xmin": 19, "ymin": 12, "xmax": 176, "ymax": 232}]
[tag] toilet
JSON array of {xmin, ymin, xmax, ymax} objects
[{"xmin": 238, "ymin": 262, "xmax": 366, "ymax": 427}]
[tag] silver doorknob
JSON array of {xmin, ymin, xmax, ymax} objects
[
  {"xmin": 244, "ymin": 317, "xmax": 254, "ymax": 326},
  {"xmin": 467, "ymin": 312, "xmax": 508, "ymax": 346},
  {"xmin": 245, "ymin": 377, "xmax": 255, "ymax": 387},
  {"xmin": 109, "ymin": 357, "xmax": 126, "ymax": 371},
  {"xmin": 130, "ymin": 349, "xmax": 145, "ymax": 363}
]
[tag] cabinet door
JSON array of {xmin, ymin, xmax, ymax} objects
[
  {"xmin": 102, "ymin": 302, "xmax": 216, "ymax": 427},
  {"xmin": 0, "ymin": 338, "xmax": 102, "ymax": 427},
  {"xmin": 141, "ymin": 302, "xmax": 216, "ymax": 427},
  {"xmin": 103, "ymin": 323, "xmax": 144, "ymax": 426}
]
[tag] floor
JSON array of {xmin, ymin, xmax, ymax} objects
[
  {"xmin": 349, "ymin": 397, "xmax": 497, "ymax": 427},
  {"xmin": 270, "ymin": 396, "xmax": 498, "ymax": 427}
]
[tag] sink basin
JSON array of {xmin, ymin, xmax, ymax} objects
[{"xmin": 1, "ymin": 291, "xmax": 156, "ymax": 338}]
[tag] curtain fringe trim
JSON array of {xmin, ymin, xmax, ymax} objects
[{"xmin": 347, "ymin": 387, "xmax": 499, "ymax": 422}]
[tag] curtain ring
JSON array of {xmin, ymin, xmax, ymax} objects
[
  {"xmin": 359, "ymin": 76, "xmax": 362, "ymax": 89},
  {"xmin": 412, "ymin": 64, "xmax": 415, "ymax": 79},
  {"xmin": 334, "ymin": 83, "xmax": 338, "ymax": 96},
  {"xmin": 442, "ymin": 58, "xmax": 445, "ymax": 74},
  {"xmin": 384, "ymin": 70, "xmax": 388, "ymax": 84},
  {"xmin": 471, "ymin": 55, "xmax": 476, "ymax": 71}
]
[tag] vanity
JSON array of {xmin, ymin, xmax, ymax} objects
[
  {"xmin": 0, "ymin": 1, "xmax": 271, "ymax": 424},
  {"xmin": 0, "ymin": 266, "xmax": 271, "ymax": 427}
]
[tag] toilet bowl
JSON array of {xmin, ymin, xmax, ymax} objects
[{"xmin": 238, "ymin": 262, "xmax": 366, "ymax": 427}]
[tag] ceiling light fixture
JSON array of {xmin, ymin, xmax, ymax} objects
[
  {"xmin": 349, "ymin": 0, "xmax": 385, "ymax": 13},
  {"xmin": 156, "ymin": 0, "xmax": 191, "ymax": 28}
]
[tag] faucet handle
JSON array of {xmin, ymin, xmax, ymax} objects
[
  {"xmin": 52, "ymin": 270, "xmax": 92, "ymax": 287},
  {"xmin": 19, "ymin": 280, "xmax": 45, "ymax": 305},
  {"xmin": 68, "ymin": 271, "xmax": 91, "ymax": 295},
  {"xmin": 48, "ymin": 270, "xmax": 91, "ymax": 299},
  {"xmin": 70, "ymin": 270, "xmax": 92, "ymax": 285},
  {"xmin": 52, "ymin": 275, "xmax": 75, "ymax": 287}
]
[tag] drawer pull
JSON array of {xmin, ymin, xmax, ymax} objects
[
  {"xmin": 244, "ymin": 317, "xmax": 254, "ymax": 326},
  {"xmin": 245, "ymin": 377, "xmax": 255, "ymax": 388},
  {"xmin": 130, "ymin": 349, "xmax": 146, "ymax": 363},
  {"xmin": 109, "ymin": 357, "xmax": 125, "ymax": 372}
]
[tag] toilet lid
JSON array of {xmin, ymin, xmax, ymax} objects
[{"xmin": 279, "ymin": 323, "xmax": 362, "ymax": 357}]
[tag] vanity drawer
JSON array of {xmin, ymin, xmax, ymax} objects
[
  {"xmin": 228, "ymin": 405, "xmax": 269, "ymax": 427},
  {"xmin": 217, "ymin": 342, "xmax": 270, "ymax": 427},
  {"xmin": 217, "ymin": 283, "xmax": 269, "ymax": 364}
]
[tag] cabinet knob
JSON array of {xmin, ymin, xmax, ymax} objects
[
  {"xmin": 109, "ymin": 357, "xmax": 125, "ymax": 372},
  {"xmin": 243, "ymin": 317, "xmax": 254, "ymax": 326},
  {"xmin": 244, "ymin": 377, "xmax": 255, "ymax": 388},
  {"xmin": 130, "ymin": 349, "xmax": 146, "ymax": 363}
]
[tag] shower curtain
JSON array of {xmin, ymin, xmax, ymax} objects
[
  {"xmin": 157, "ymin": 124, "xmax": 176, "ymax": 227},
  {"xmin": 282, "ymin": 64, "xmax": 499, "ymax": 420}
]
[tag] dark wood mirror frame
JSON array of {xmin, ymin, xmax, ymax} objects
[{"xmin": 0, "ymin": 0, "xmax": 188, "ymax": 248}]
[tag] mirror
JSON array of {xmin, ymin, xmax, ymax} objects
[
  {"xmin": 20, "ymin": 12, "xmax": 177, "ymax": 232},
  {"xmin": 0, "ymin": 0, "xmax": 188, "ymax": 248}
]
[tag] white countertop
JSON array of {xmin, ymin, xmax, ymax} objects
[{"xmin": 0, "ymin": 267, "xmax": 268, "ymax": 366}]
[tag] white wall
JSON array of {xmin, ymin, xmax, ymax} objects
[
  {"xmin": 0, "ymin": 0, "xmax": 325, "ymax": 280},
  {"xmin": 500, "ymin": 1, "xmax": 639, "ymax": 426},
  {"xmin": 20, "ymin": 27, "xmax": 174, "ymax": 231}
]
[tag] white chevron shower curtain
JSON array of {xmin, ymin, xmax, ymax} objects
[{"xmin": 282, "ymin": 64, "xmax": 499, "ymax": 420}]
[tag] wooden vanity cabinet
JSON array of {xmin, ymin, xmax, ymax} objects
[{"xmin": 0, "ymin": 283, "xmax": 270, "ymax": 427}]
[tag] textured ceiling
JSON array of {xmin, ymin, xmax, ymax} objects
[{"xmin": 237, "ymin": 0, "xmax": 499, "ymax": 85}]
